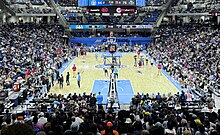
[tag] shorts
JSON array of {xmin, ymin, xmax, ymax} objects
[{"xmin": 151, "ymin": 63, "xmax": 153, "ymax": 65}]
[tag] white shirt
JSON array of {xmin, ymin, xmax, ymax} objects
[
  {"xmin": 37, "ymin": 117, "xmax": 47, "ymax": 125},
  {"xmin": 165, "ymin": 129, "xmax": 176, "ymax": 135}
]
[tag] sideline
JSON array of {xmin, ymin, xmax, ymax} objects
[
  {"xmin": 143, "ymin": 52, "xmax": 183, "ymax": 92},
  {"xmin": 26, "ymin": 56, "xmax": 77, "ymax": 103}
]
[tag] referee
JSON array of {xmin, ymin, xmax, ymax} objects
[{"xmin": 77, "ymin": 72, "xmax": 81, "ymax": 88}]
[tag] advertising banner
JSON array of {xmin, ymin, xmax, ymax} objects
[
  {"xmin": 69, "ymin": 25, "xmax": 153, "ymax": 29},
  {"xmin": 86, "ymin": 6, "xmax": 136, "ymax": 14},
  {"xmin": 70, "ymin": 25, "xmax": 104, "ymax": 29},
  {"xmin": 70, "ymin": 37, "xmax": 152, "ymax": 46}
]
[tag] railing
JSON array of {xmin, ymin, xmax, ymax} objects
[
  {"xmin": 0, "ymin": 0, "xmax": 16, "ymax": 15},
  {"xmin": 155, "ymin": 0, "xmax": 173, "ymax": 27},
  {"xmin": 208, "ymin": 83, "xmax": 220, "ymax": 97},
  {"xmin": 15, "ymin": 13, "xmax": 56, "ymax": 16},
  {"xmin": 167, "ymin": 13, "xmax": 210, "ymax": 16},
  {"xmin": 49, "ymin": 0, "xmax": 68, "ymax": 27}
]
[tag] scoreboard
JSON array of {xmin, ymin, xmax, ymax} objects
[
  {"xmin": 89, "ymin": 0, "xmax": 135, "ymax": 6},
  {"xmin": 78, "ymin": 0, "xmax": 145, "ymax": 6}
]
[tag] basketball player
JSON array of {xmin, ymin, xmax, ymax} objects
[
  {"xmin": 140, "ymin": 56, "xmax": 144, "ymax": 66},
  {"xmin": 150, "ymin": 58, "xmax": 154, "ymax": 66},
  {"xmin": 59, "ymin": 74, "xmax": 64, "ymax": 89},
  {"xmin": 137, "ymin": 50, "xmax": 140, "ymax": 58},
  {"xmin": 72, "ymin": 64, "xmax": 77, "ymax": 78},
  {"xmin": 113, "ymin": 68, "xmax": 118, "ymax": 78},
  {"xmin": 146, "ymin": 57, "xmax": 149, "ymax": 65},
  {"xmin": 82, "ymin": 50, "xmax": 86, "ymax": 63},
  {"xmin": 95, "ymin": 52, "xmax": 98, "ymax": 61},
  {"xmin": 157, "ymin": 62, "xmax": 162, "ymax": 76},
  {"xmin": 104, "ymin": 54, "xmax": 107, "ymax": 65},
  {"xmin": 111, "ymin": 64, "xmax": 114, "ymax": 73},
  {"xmin": 104, "ymin": 67, "xmax": 108, "ymax": 76},
  {"xmin": 66, "ymin": 72, "xmax": 70, "ymax": 86},
  {"xmin": 134, "ymin": 55, "xmax": 137, "ymax": 67},
  {"xmin": 83, "ymin": 50, "xmax": 86, "ymax": 56},
  {"xmin": 77, "ymin": 72, "xmax": 81, "ymax": 88}
]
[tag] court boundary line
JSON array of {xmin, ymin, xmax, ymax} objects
[
  {"xmin": 59, "ymin": 56, "xmax": 77, "ymax": 73},
  {"xmin": 143, "ymin": 52, "xmax": 182, "ymax": 92},
  {"xmin": 126, "ymin": 80, "xmax": 134, "ymax": 94},
  {"xmin": 26, "ymin": 56, "xmax": 77, "ymax": 103},
  {"xmin": 92, "ymin": 80, "xmax": 134, "ymax": 104}
]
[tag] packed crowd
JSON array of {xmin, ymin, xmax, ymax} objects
[
  {"xmin": 4, "ymin": 0, "xmax": 45, "ymax": 5},
  {"xmin": 146, "ymin": 0, "xmax": 166, "ymax": 6},
  {"xmin": 179, "ymin": 0, "xmax": 220, "ymax": 5},
  {"xmin": 0, "ymin": 89, "xmax": 218, "ymax": 135},
  {"xmin": 11, "ymin": 7, "xmax": 54, "ymax": 14},
  {"xmin": 55, "ymin": 0, "xmax": 78, "ymax": 6},
  {"xmin": 148, "ymin": 22, "xmax": 219, "ymax": 96},
  {"xmin": 59, "ymin": 8, "xmax": 84, "ymax": 23},
  {"xmin": 168, "ymin": 0, "xmax": 220, "ymax": 14},
  {"xmin": 0, "ymin": 22, "xmax": 75, "ymax": 100},
  {"xmin": 3, "ymin": 0, "xmax": 55, "ymax": 14},
  {"xmin": 0, "ymin": 22, "xmax": 218, "ymax": 135}
]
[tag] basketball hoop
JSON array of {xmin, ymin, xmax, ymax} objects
[{"xmin": 107, "ymin": 37, "xmax": 116, "ymax": 44}]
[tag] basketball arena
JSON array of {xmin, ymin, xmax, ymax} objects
[{"xmin": 0, "ymin": 0, "xmax": 219, "ymax": 134}]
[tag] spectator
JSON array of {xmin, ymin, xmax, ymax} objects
[
  {"xmin": 195, "ymin": 125, "xmax": 208, "ymax": 135},
  {"xmin": 165, "ymin": 121, "xmax": 176, "ymax": 135},
  {"xmin": 100, "ymin": 122, "xmax": 119, "ymax": 135},
  {"xmin": 90, "ymin": 94, "xmax": 97, "ymax": 110},
  {"xmin": 97, "ymin": 92, "xmax": 103, "ymax": 110},
  {"xmin": 1, "ymin": 123, "xmax": 34, "ymax": 135},
  {"xmin": 37, "ymin": 112, "xmax": 47, "ymax": 125}
]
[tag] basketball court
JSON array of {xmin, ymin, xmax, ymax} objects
[
  {"xmin": 92, "ymin": 80, "xmax": 134, "ymax": 104},
  {"xmin": 49, "ymin": 52, "xmax": 179, "ymax": 104}
]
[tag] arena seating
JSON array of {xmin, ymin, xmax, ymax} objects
[
  {"xmin": 0, "ymin": 0, "xmax": 219, "ymax": 135},
  {"xmin": 55, "ymin": 0, "xmax": 78, "ymax": 6},
  {"xmin": 123, "ymin": 15, "xmax": 138, "ymax": 23},
  {"xmin": 0, "ymin": 22, "xmax": 219, "ymax": 135},
  {"xmin": 150, "ymin": 23, "xmax": 219, "ymax": 99},
  {"xmin": 0, "ymin": 22, "xmax": 74, "ymax": 114},
  {"xmin": 142, "ymin": 10, "xmax": 161, "ymax": 22},
  {"xmin": 3, "ymin": 0, "xmax": 55, "ymax": 14},
  {"xmin": 0, "ymin": 90, "xmax": 218, "ymax": 135},
  {"xmin": 168, "ymin": 0, "xmax": 220, "ymax": 14},
  {"xmin": 146, "ymin": 0, "xmax": 166, "ymax": 6}
]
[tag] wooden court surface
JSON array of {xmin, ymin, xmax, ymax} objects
[{"xmin": 50, "ymin": 53, "xmax": 179, "ymax": 95}]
